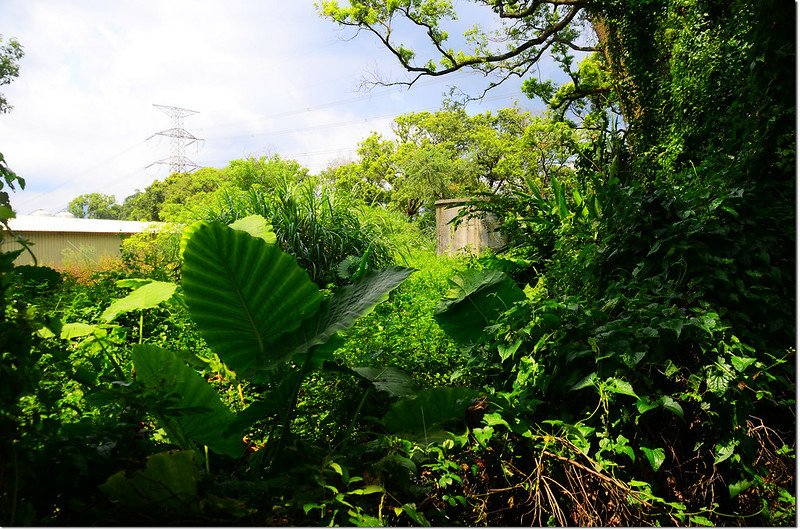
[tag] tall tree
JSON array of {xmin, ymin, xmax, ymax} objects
[
  {"xmin": 67, "ymin": 193, "xmax": 122, "ymax": 219},
  {"xmin": 322, "ymin": 1, "xmax": 796, "ymax": 525},
  {"xmin": 0, "ymin": 35, "xmax": 23, "ymax": 115},
  {"xmin": 318, "ymin": 0, "xmax": 595, "ymax": 97},
  {"xmin": 0, "ymin": 35, "xmax": 25, "ymax": 224}
]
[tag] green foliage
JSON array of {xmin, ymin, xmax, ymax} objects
[
  {"xmin": 434, "ymin": 269, "xmax": 525, "ymax": 348},
  {"xmin": 120, "ymin": 223, "xmax": 182, "ymax": 281},
  {"xmin": 117, "ymin": 155, "xmax": 308, "ymax": 223},
  {"xmin": 382, "ymin": 387, "xmax": 481, "ymax": 441},
  {"xmin": 132, "ymin": 345, "xmax": 242, "ymax": 457},
  {"xmin": 324, "ymin": 107, "xmax": 540, "ymax": 224},
  {"xmin": 100, "ymin": 449, "xmax": 202, "ymax": 514},
  {"xmin": 206, "ymin": 178, "xmax": 394, "ymax": 287},
  {"xmin": 182, "ymin": 220, "xmax": 324, "ymax": 374},
  {"xmin": 100, "ymin": 280, "xmax": 177, "ymax": 322},
  {"xmin": 2, "ymin": 0, "xmax": 795, "ymax": 524},
  {"xmin": 0, "ymin": 34, "xmax": 24, "ymax": 115},
  {"xmin": 68, "ymin": 192, "xmax": 122, "ymax": 219},
  {"xmin": 179, "ymin": 216, "xmax": 413, "ymax": 472},
  {"xmin": 335, "ymin": 250, "xmax": 464, "ymax": 387}
]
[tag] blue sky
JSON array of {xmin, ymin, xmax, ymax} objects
[{"xmin": 0, "ymin": 1, "xmax": 568, "ymax": 215}]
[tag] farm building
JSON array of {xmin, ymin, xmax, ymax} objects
[{"xmin": 1, "ymin": 209, "xmax": 160, "ymax": 267}]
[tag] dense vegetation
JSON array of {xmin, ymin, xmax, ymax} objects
[{"xmin": 1, "ymin": 1, "xmax": 795, "ymax": 526}]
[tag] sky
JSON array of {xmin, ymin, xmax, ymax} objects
[{"xmin": 0, "ymin": 1, "xmax": 566, "ymax": 215}]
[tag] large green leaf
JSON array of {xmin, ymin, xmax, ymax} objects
[
  {"xmin": 101, "ymin": 281, "xmax": 178, "ymax": 321},
  {"xmin": 434, "ymin": 269, "xmax": 525, "ymax": 346},
  {"xmin": 640, "ymin": 446, "xmax": 666, "ymax": 471},
  {"xmin": 132, "ymin": 344, "xmax": 242, "ymax": 458},
  {"xmin": 181, "ymin": 221, "xmax": 323, "ymax": 375},
  {"xmin": 228, "ymin": 214, "xmax": 277, "ymax": 244},
  {"xmin": 60, "ymin": 322, "xmax": 100, "ymax": 339},
  {"xmin": 352, "ymin": 366, "xmax": 419, "ymax": 398},
  {"xmin": 100, "ymin": 450, "xmax": 200, "ymax": 514},
  {"xmin": 382, "ymin": 387, "xmax": 481, "ymax": 439},
  {"xmin": 269, "ymin": 267, "xmax": 414, "ymax": 364}
]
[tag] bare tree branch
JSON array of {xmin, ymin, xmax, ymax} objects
[
  {"xmin": 496, "ymin": 0, "xmax": 590, "ymax": 19},
  {"xmin": 358, "ymin": 4, "xmax": 583, "ymax": 93}
]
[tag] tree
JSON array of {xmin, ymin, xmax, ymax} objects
[
  {"xmin": 0, "ymin": 35, "xmax": 23, "ymax": 115},
  {"xmin": 68, "ymin": 193, "xmax": 122, "ymax": 219},
  {"xmin": 120, "ymin": 156, "xmax": 312, "ymax": 222},
  {"xmin": 0, "ymin": 35, "xmax": 25, "ymax": 225},
  {"xmin": 321, "ymin": 1, "xmax": 796, "ymax": 525},
  {"xmin": 318, "ymin": 0, "xmax": 595, "ymax": 97},
  {"xmin": 225, "ymin": 155, "xmax": 310, "ymax": 190}
]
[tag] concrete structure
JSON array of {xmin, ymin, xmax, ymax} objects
[
  {"xmin": 435, "ymin": 198, "xmax": 505, "ymax": 256},
  {"xmin": 1, "ymin": 213, "xmax": 160, "ymax": 267}
]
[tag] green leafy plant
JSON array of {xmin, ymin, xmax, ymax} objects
[{"xmin": 130, "ymin": 215, "xmax": 415, "ymax": 472}]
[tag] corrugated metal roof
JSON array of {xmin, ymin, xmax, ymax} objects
[{"xmin": 6, "ymin": 216, "xmax": 162, "ymax": 234}]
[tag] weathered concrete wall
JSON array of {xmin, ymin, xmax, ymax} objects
[{"xmin": 435, "ymin": 198, "xmax": 505, "ymax": 256}]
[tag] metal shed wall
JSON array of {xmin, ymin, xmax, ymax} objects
[
  {"xmin": 1, "ymin": 216, "xmax": 161, "ymax": 268},
  {"xmin": 1, "ymin": 231, "xmax": 129, "ymax": 267}
]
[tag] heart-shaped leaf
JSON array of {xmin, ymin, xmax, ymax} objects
[{"xmin": 181, "ymin": 221, "xmax": 323, "ymax": 374}]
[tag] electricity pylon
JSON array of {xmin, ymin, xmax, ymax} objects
[{"xmin": 147, "ymin": 104, "xmax": 202, "ymax": 175}]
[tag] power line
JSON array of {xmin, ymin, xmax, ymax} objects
[
  {"xmin": 205, "ymin": 91, "xmax": 524, "ymax": 142},
  {"xmin": 15, "ymin": 90, "xmax": 527, "ymax": 210}
]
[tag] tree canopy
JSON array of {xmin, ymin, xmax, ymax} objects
[
  {"xmin": 68, "ymin": 193, "xmax": 122, "ymax": 220},
  {"xmin": 0, "ymin": 35, "xmax": 24, "ymax": 115},
  {"xmin": 0, "ymin": 35, "xmax": 24, "ymax": 235},
  {"xmin": 323, "ymin": 106, "xmax": 576, "ymax": 222},
  {"xmin": 318, "ymin": 0, "xmax": 595, "ymax": 96}
]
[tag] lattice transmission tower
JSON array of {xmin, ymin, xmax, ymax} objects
[{"xmin": 147, "ymin": 104, "xmax": 202, "ymax": 175}]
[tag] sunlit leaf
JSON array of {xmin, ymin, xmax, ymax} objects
[
  {"xmin": 570, "ymin": 372, "xmax": 598, "ymax": 392},
  {"xmin": 730, "ymin": 354, "xmax": 756, "ymax": 373},
  {"xmin": 640, "ymin": 446, "xmax": 665, "ymax": 471},
  {"xmin": 689, "ymin": 515, "xmax": 714, "ymax": 526},
  {"xmin": 728, "ymin": 479, "xmax": 752, "ymax": 498},
  {"xmin": 101, "ymin": 281, "xmax": 177, "ymax": 321},
  {"xmin": 269, "ymin": 267, "xmax": 414, "ymax": 365},
  {"xmin": 228, "ymin": 214, "xmax": 277, "ymax": 244},
  {"xmin": 604, "ymin": 377, "xmax": 638, "ymax": 398},
  {"xmin": 660, "ymin": 396, "xmax": 684, "ymax": 420},
  {"xmin": 60, "ymin": 322, "xmax": 99, "ymax": 339},
  {"xmin": 713, "ymin": 439, "xmax": 737, "ymax": 464},
  {"xmin": 182, "ymin": 220, "xmax": 323, "ymax": 374}
]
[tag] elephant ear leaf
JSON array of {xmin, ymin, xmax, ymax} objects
[
  {"xmin": 434, "ymin": 269, "xmax": 525, "ymax": 346},
  {"xmin": 270, "ymin": 266, "xmax": 414, "ymax": 364},
  {"xmin": 382, "ymin": 387, "xmax": 482, "ymax": 440},
  {"xmin": 101, "ymin": 281, "xmax": 177, "ymax": 322},
  {"xmin": 181, "ymin": 220, "xmax": 323, "ymax": 376},
  {"xmin": 179, "ymin": 220, "xmax": 206, "ymax": 259},
  {"xmin": 100, "ymin": 450, "xmax": 200, "ymax": 514},
  {"xmin": 132, "ymin": 344, "xmax": 242, "ymax": 458},
  {"xmin": 228, "ymin": 214, "xmax": 277, "ymax": 244}
]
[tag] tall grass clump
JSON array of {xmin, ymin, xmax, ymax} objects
[{"xmin": 207, "ymin": 178, "xmax": 394, "ymax": 287}]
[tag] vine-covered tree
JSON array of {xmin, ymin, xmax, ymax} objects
[{"xmin": 321, "ymin": 0, "xmax": 796, "ymax": 525}]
